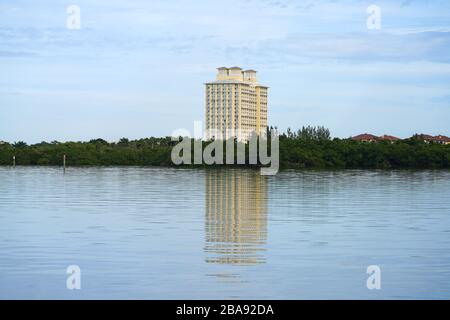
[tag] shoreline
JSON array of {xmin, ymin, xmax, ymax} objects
[
  {"xmin": 1, "ymin": 136, "xmax": 449, "ymax": 169},
  {"xmin": 1, "ymin": 165, "xmax": 449, "ymax": 171}
]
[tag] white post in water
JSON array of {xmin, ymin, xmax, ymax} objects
[
  {"xmin": 13, "ymin": 156, "xmax": 16, "ymax": 167},
  {"xmin": 63, "ymin": 154, "xmax": 66, "ymax": 172}
]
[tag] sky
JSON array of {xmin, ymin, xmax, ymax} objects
[{"xmin": 1, "ymin": 0, "xmax": 450, "ymax": 143}]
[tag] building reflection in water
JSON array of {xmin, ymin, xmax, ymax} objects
[{"xmin": 204, "ymin": 169, "xmax": 268, "ymax": 265}]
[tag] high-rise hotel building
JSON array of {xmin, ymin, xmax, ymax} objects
[{"xmin": 205, "ymin": 67, "xmax": 268, "ymax": 142}]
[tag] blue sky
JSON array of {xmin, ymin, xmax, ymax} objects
[{"xmin": 1, "ymin": 0, "xmax": 450, "ymax": 143}]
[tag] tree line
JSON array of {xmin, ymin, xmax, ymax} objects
[{"xmin": 1, "ymin": 126, "xmax": 449, "ymax": 169}]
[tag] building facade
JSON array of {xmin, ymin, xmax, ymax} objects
[{"xmin": 205, "ymin": 67, "xmax": 268, "ymax": 142}]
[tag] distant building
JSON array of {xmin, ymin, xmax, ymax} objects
[
  {"xmin": 351, "ymin": 133, "xmax": 450, "ymax": 144},
  {"xmin": 433, "ymin": 135, "xmax": 450, "ymax": 144},
  {"xmin": 416, "ymin": 134, "xmax": 434, "ymax": 143},
  {"xmin": 205, "ymin": 67, "xmax": 268, "ymax": 142},
  {"xmin": 416, "ymin": 134, "xmax": 450, "ymax": 144},
  {"xmin": 379, "ymin": 135, "xmax": 400, "ymax": 142},
  {"xmin": 351, "ymin": 133, "xmax": 379, "ymax": 142},
  {"xmin": 432, "ymin": 135, "xmax": 450, "ymax": 145}
]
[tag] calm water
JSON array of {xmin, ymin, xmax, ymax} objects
[{"xmin": 0, "ymin": 167, "xmax": 450, "ymax": 299}]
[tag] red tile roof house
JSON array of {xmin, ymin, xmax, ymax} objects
[
  {"xmin": 379, "ymin": 135, "xmax": 400, "ymax": 142},
  {"xmin": 351, "ymin": 133, "xmax": 379, "ymax": 142},
  {"xmin": 416, "ymin": 134, "xmax": 450, "ymax": 144},
  {"xmin": 416, "ymin": 134, "xmax": 435, "ymax": 143},
  {"xmin": 432, "ymin": 135, "xmax": 450, "ymax": 145}
]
